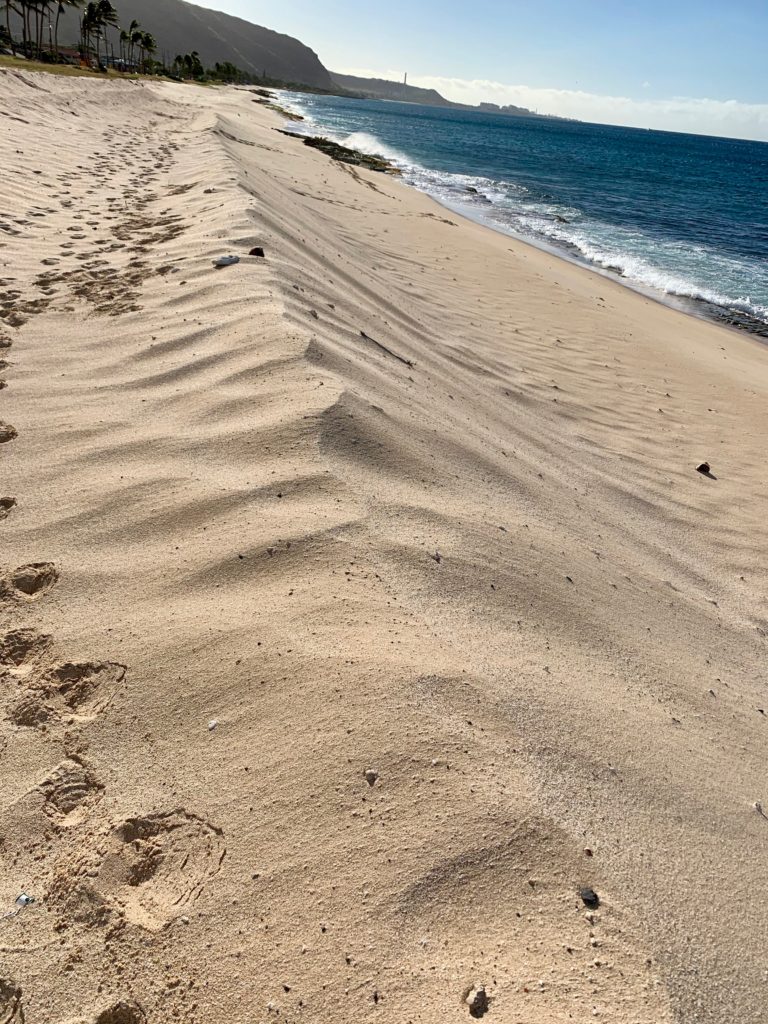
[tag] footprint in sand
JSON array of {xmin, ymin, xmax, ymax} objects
[
  {"xmin": 0, "ymin": 424, "xmax": 18, "ymax": 444},
  {"xmin": 94, "ymin": 1001, "xmax": 146, "ymax": 1024},
  {"xmin": 0, "ymin": 628, "xmax": 52, "ymax": 667},
  {"xmin": 38, "ymin": 758, "xmax": 104, "ymax": 825},
  {"xmin": 1, "ymin": 562, "xmax": 58, "ymax": 601},
  {"xmin": 86, "ymin": 810, "xmax": 225, "ymax": 932},
  {"xmin": 0, "ymin": 978, "xmax": 23, "ymax": 1023},
  {"xmin": 8, "ymin": 660, "xmax": 125, "ymax": 728},
  {"xmin": 0, "ymin": 757, "xmax": 104, "ymax": 835},
  {"xmin": 0, "ymin": 498, "xmax": 16, "ymax": 520}
]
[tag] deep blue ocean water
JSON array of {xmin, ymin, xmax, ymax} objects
[{"xmin": 279, "ymin": 91, "xmax": 768, "ymax": 336}]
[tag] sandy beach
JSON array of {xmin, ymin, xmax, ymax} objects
[{"xmin": 1, "ymin": 71, "xmax": 767, "ymax": 1023}]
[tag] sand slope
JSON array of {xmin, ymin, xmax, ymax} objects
[{"xmin": 1, "ymin": 71, "xmax": 767, "ymax": 1023}]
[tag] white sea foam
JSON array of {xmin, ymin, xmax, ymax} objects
[
  {"xmin": 274, "ymin": 97, "xmax": 413, "ymax": 167},
  {"xmin": 339, "ymin": 131, "xmax": 412, "ymax": 165},
  {"xmin": 275, "ymin": 92, "xmax": 768, "ymax": 328},
  {"xmin": 526, "ymin": 218, "xmax": 768, "ymax": 320},
  {"xmin": 406, "ymin": 168, "xmax": 768, "ymax": 325}
]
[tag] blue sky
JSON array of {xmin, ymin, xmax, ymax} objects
[{"xmin": 203, "ymin": 1, "xmax": 768, "ymax": 138}]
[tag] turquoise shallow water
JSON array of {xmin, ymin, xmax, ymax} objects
[{"xmin": 280, "ymin": 91, "xmax": 768, "ymax": 337}]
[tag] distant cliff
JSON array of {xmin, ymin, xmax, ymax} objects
[
  {"xmin": 332, "ymin": 73, "xmax": 454, "ymax": 107},
  {"xmin": 332, "ymin": 73, "xmax": 539, "ymax": 117},
  {"xmin": 28, "ymin": 0, "xmax": 333, "ymax": 87}
]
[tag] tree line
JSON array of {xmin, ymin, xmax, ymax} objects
[{"xmin": 0, "ymin": 1, "xmax": 269, "ymax": 82}]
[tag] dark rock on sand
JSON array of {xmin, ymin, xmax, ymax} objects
[
  {"xmin": 580, "ymin": 887, "xmax": 600, "ymax": 909},
  {"xmin": 466, "ymin": 985, "xmax": 490, "ymax": 1018}
]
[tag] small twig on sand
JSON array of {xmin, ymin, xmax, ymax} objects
[
  {"xmin": 755, "ymin": 801, "xmax": 768, "ymax": 822},
  {"xmin": 359, "ymin": 331, "xmax": 414, "ymax": 368}
]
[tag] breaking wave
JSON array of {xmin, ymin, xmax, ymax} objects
[{"xmin": 273, "ymin": 90, "xmax": 768, "ymax": 334}]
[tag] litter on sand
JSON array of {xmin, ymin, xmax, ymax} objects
[
  {"xmin": 1, "ymin": 893, "xmax": 36, "ymax": 922},
  {"xmin": 213, "ymin": 255, "xmax": 240, "ymax": 268}
]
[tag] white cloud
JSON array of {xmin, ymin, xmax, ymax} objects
[{"xmin": 336, "ymin": 68, "xmax": 768, "ymax": 141}]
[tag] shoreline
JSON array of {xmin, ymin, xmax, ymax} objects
[
  {"xmin": 278, "ymin": 89, "xmax": 768, "ymax": 342},
  {"xmin": 2, "ymin": 72, "xmax": 768, "ymax": 1023},
  {"xmin": 430, "ymin": 190, "xmax": 768, "ymax": 342}
]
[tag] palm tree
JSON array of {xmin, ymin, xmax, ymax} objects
[
  {"xmin": 26, "ymin": 0, "xmax": 53, "ymax": 57},
  {"xmin": 183, "ymin": 50, "xmax": 202, "ymax": 80},
  {"xmin": 2, "ymin": 1, "xmax": 17, "ymax": 55},
  {"xmin": 130, "ymin": 25, "xmax": 142, "ymax": 69},
  {"xmin": 140, "ymin": 31, "xmax": 156, "ymax": 73},
  {"xmin": 125, "ymin": 16, "xmax": 138, "ymax": 65},
  {"xmin": 54, "ymin": 0, "xmax": 82, "ymax": 57},
  {"xmin": 16, "ymin": 0, "xmax": 30, "ymax": 54},
  {"xmin": 16, "ymin": 0, "xmax": 33, "ymax": 55},
  {"xmin": 80, "ymin": 0, "xmax": 115, "ymax": 66},
  {"xmin": 96, "ymin": 0, "xmax": 117, "ymax": 64},
  {"xmin": 80, "ymin": 1, "xmax": 96, "ymax": 61},
  {"xmin": 37, "ymin": 1, "xmax": 50, "ymax": 56}
]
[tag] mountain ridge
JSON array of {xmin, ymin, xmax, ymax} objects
[{"xmin": 14, "ymin": 0, "xmax": 333, "ymax": 87}]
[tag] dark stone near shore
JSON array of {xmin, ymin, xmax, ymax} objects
[
  {"xmin": 249, "ymin": 247, "xmax": 265, "ymax": 258},
  {"xmin": 278, "ymin": 131, "xmax": 401, "ymax": 174},
  {"xmin": 266, "ymin": 102, "xmax": 305, "ymax": 122}
]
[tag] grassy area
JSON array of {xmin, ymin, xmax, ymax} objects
[
  {"xmin": 0, "ymin": 54, "xmax": 139, "ymax": 78},
  {"xmin": 0, "ymin": 55, "xmax": 357, "ymax": 97},
  {"xmin": 0, "ymin": 55, "xmax": 231, "ymax": 87}
]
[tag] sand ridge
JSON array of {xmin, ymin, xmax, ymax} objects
[{"xmin": 0, "ymin": 71, "xmax": 767, "ymax": 1022}]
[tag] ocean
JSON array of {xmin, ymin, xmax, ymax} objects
[{"xmin": 278, "ymin": 91, "xmax": 768, "ymax": 337}]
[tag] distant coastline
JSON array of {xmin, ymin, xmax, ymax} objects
[
  {"xmin": 280, "ymin": 88, "xmax": 768, "ymax": 339},
  {"xmin": 331, "ymin": 72, "xmax": 573, "ymax": 121}
]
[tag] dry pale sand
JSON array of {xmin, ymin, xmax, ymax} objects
[{"xmin": 0, "ymin": 70, "xmax": 767, "ymax": 1024}]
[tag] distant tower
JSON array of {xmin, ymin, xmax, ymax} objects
[{"xmin": 404, "ymin": 72, "xmax": 408, "ymax": 86}]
